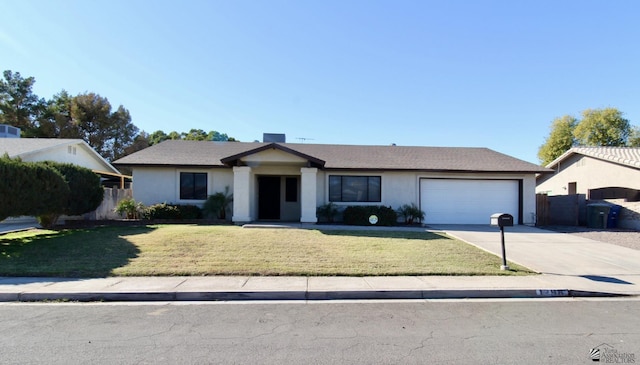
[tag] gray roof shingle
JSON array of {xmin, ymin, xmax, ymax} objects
[{"xmin": 113, "ymin": 140, "xmax": 550, "ymax": 173}]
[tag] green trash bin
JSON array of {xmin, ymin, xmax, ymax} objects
[{"xmin": 586, "ymin": 204, "xmax": 611, "ymax": 229}]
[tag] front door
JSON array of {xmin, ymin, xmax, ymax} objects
[{"xmin": 258, "ymin": 176, "xmax": 281, "ymax": 220}]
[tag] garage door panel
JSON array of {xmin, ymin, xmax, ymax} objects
[{"xmin": 421, "ymin": 179, "xmax": 519, "ymax": 224}]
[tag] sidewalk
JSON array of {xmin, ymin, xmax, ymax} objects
[{"xmin": 1, "ymin": 224, "xmax": 639, "ymax": 302}]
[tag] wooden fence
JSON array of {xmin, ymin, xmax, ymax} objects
[{"xmin": 536, "ymin": 194, "xmax": 586, "ymax": 226}]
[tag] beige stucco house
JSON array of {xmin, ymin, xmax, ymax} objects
[
  {"xmin": 0, "ymin": 137, "xmax": 126, "ymax": 187},
  {"xmin": 536, "ymin": 147, "xmax": 640, "ymax": 199},
  {"xmin": 114, "ymin": 139, "xmax": 550, "ymax": 225}
]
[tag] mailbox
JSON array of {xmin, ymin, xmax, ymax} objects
[
  {"xmin": 490, "ymin": 213, "xmax": 514, "ymax": 271},
  {"xmin": 490, "ymin": 213, "xmax": 513, "ymax": 228}
]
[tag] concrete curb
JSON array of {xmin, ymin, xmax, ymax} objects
[{"xmin": 1, "ymin": 289, "xmax": 631, "ymax": 302}]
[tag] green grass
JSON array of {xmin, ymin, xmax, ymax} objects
[{"xmin": 0, "ymin": 225, "xmax": 534, "ymax": 277}]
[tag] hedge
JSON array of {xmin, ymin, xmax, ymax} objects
[
  {"xmin": 342, "ymin": 205, "xmax": 398, "ymax": 226},
  {"xmin": 0, "ymin": 156, "xmax": 69, "ymax": 222}
]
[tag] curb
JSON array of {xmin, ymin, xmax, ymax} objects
[{"xmin": 0, "ymin": 289, "xmax": 631, "ymax": 302}]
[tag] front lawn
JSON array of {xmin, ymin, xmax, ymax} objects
[{"xmin": 0, "ymin": 225, "xmax": 534, "ymax": 277}]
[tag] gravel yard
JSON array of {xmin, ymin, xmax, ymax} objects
[{"xmin": 541, "ymin": 226, "xmax": 640, "ymax": 251}]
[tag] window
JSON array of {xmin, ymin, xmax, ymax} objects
[
  {"xmin": 329, "ymin": 175, "xmax": 381, "ymax": 202},
  {"xmin": 285, "ymin": 177, "xmax": 298, "ymax": 202},
  {"xmin": 180, "ymin": 172, "xmax": 207, "ymax": 200}
]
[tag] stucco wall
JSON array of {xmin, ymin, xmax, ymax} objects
[
  {"xmin": 23, "ymin": 143, "xmax": 111, "ymax": 172},
  {"xmin": 317, "ymin": 170, "xmax": 538, "ymax": 225},
  {"xmin": 600, "ymin": 199, "xmax": 640, "ymax": 231},
  {"xmin": 316, "ymin": 170, "xmax": 417, "ymax": 210},
  {"xmin": 537, "ymin": 155, "xmax": 640, "ymax": 196},
  {"xmin": 133, "ymin": 166, "xmax": 538, "ymax": 225},
  {"xmin": 132, "ymin": 167, "xmax": 233, "ymax": 206}
]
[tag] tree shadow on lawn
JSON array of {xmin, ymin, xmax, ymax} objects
[
  {"xmin": 316, "ymin": 229, "xmax": 452, "ymax": 241},
  {"xmin": 0, "ymin": 226, "xmax": 152, "ymax": 278}
]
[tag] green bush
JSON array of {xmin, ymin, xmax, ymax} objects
[
  {"xmin": 202, "ymin": 187, "xmax": 233, "ymax": 220},
  {"xmin": 175, "ymin": 204, "xmax": 203, "ymax": 219},
  {"xmin": 145, "ymin": 203, "xmax": 180, "ymax": 219},
  {"xmin": 41, "ymin": 162, "xmax": 104, "ymax": 216},
  {"xmin": 317, "ymin": 202, "xmax": 340, "ymax": 223},
  {"xmin": 396, "ymin": 203, "xmax": 425, "ymax": 225},
  {"xmin": 0, "ymin": 155, "xmax": 69, "ymax": 224},
  {"xmin": 114, "ymin": 198, "xmax": 144, "ymax": 219},
  {"xmin": 145, "ymin": 203, "xmax": 202, "ymax": 220},
  {"xmin": 342, "ymin": 205, "xmax": 398, "ymax": 226},
  {"xmin": 37, "ymin": 161, "xmax": 104, "ymax": 226}
]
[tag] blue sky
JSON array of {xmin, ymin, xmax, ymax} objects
[{"xmin": 2, "ymin": 0, "xmax": 639, "ymax": 164}]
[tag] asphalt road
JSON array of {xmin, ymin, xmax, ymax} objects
[{"xmin": 1, "ymin": 299, "xmax": 638, "ymax": 364}]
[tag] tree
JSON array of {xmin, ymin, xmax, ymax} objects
[
  {"xmin": 0, "ymin": 70, "xmax": 45, "ymax": 135},
  {"xmin": 148, "ymin": 130, "xmax": 168, "ymax": 145},
  {"xmin": 70, "ymin": 92, "xmax": 138, "ymax": 161},
  {"xmin": 573, "ymin": 108, "xmax": 630, "ymax": 147},
  {"xmin": 537, "ymin": 115, "xmax": 577, "ymax": 166},
  {"xmin": 182, "ymin": 128, "xmax": 209, "ymax": 141},
  {"xmin": 123, "ymin": 131, "xmax": 150, "ymax": 156},
  {"xmin": 148, "ymin": 129, "xmax": 237, "ymax": 145},
  {"xmin": 629, "ymin": 126, "xmax": 640, "ymax": 147},
  {"xmin": 209, "ymin": 130, "xmax": 230, "ymax": 141},
  {"xmin": 35, "ymin": 90, "xmax": 79, "ymax": 138}
]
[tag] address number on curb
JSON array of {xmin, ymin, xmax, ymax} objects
[{"xmin": 536, "ymin": 289, "xmax": 569, "ymax": 297}]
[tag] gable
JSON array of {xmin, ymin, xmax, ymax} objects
[
  {"xmin": 220, "ymin": 143, "xmax": 325, "ymax": 168},
  {"xmin": 546, "ymin": 147, "xmax": 640, "ymax": 170},
  {"xmin": 239, "ymin": 148, "xmax": 309, "ymax": 166},
  {"xmin": 0, "ymin": 138, "xmax": 121, "ymax": 174}
]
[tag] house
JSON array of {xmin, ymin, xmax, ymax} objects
[
  {"xmin": 536, "ymin": 147, "xmax": 640, "ymax": 199},
  {"xmin": 114, "ymin": 137, "xmax": 550, "ymax": 225},
  {"xmin": 0, "ymin": 137, "xmax": 128, "ymax": 188},
  {"xmin": 536, "ymin": 147, "xmax": 640, "ymax": 229}
]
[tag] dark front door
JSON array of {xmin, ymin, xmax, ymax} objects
[{"xmin": 258, "ymin": 176, "xmax": 281, "ymax": 220}]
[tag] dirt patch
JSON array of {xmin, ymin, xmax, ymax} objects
[{"xmin": 542, "ymin": 225, "xmax": 640, "ymax": 251}]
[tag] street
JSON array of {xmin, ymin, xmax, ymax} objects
[{"xmin": 0, "ymin": 299, "xmax": 638, "ymax": 364}]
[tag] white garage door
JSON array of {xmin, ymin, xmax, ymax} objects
[{"xmin": 420, "ymin": 179, "xmax": 519, "ymax": 224}]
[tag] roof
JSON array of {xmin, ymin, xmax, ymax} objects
[
  {"xmin": 546, "ymin": 147, "xmax": 640, "ymax": 170},
  {"xmin": 114, "ymin": 140, "xmax": 550, "ymax": 173},
  {"xmin": 0, "ymin": 138, "xmax": 121, "ymax": 174}
]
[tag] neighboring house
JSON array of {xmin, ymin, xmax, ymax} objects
[
  {"xmin": 536, "ymin": 147, "xmax": 640, "ymax": 199},
  {"xmin": 114, "ymin": 138, "xmax": 550, "ymax": 225},
  {"xmin": 0, "ymin": 137, "xmax": 128, "ymax": 188}
]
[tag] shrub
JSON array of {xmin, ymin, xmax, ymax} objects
[
  {"xmin": 342, "ymin": 205, "xmax": 397, "ymax": 226},
  {"xmin": 202, "ymin": 187, "xmax": 233, "ymax": 220},
  {"xmin": 37, "ymin": 161, "xmax": 104, "ymax": 227},
  {"xmin": 114, "ymin": 198, "xmax": 144, "ymax": 219},
  {"xmin": 175, "ymin": 204, "xmax": 203, "ymax": 219},
  {"xmin": 144, "ymin": 203, "xmax": 179, "ymax": 219},
  {"xmin": 145, "ymin": 203, "xmax": 202, "ymax": 220},
  {"xmin": 397, "ymin": 203, "xmax": 425, "ymax": 225},
  {"xmin": 316, "ymin": 202, "xmax": 340, "ymax": 223},
  {"xmin": 0, "ymin": 155, "xmax": 69, "ymax": 225}
]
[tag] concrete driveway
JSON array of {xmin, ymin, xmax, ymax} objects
[{"xmin": 430, "ymin": 224, "xmax": 640, "ymax": 292}]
